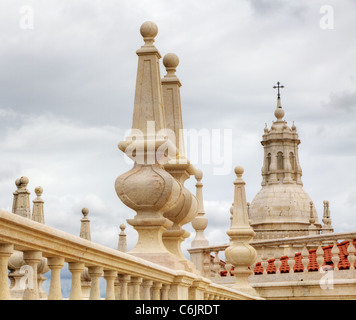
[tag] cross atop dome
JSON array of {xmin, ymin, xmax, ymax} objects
[{"xmin": 273, "ymin": 81, "xmax": 284, "ymax": 100}]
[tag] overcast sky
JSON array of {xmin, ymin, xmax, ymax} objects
[{"xmin": 0, "ymin": 0, "xmax": 355, "ymax": 268}]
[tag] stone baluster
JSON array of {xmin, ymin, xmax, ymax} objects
[
  {"xmin": 22, "ymin": 250, "xmax": 42, "ymax": 300},
  {"xmin": 68, "ymin": 262, "xmax": 85, "ymax": 300},
  {"xmin": 225, "ymin": 166, "xmax": 257, "ymax": 296},
  {"xmin": 0, "ymin": 243, "xmax": 14, "ymax": 300},
  {"xmin": 88, "ymin": 266, "xmax": 103, "ymax": 300},
  {"xmin": 347, "ymin": 240, "xmax": 356, "ymax": 270},
  {"xmin": 152, "ymin": 282, "xmax": 162, "ymax": 300},
  {"xmin": 316, "ymin": 242, "xmax": 324, "ymax": 271},
  {"xmin": 47, "ymin": 257, "xmax": 65, "ymax": 300},
  {"xmin": 274, "ymin": 249, "xmax": 281, "ymax": 274},
  {"xmin": 225, "ymin": 263, "xmax": 233, "ymax": 277},
  {"xmin": 261, "ymin": 247, "xmax": 268, "ymax": 275},
  {"xmin": 32, "ymin": 186, "xmax": 45, "ymax": 224},
  {"xmin": 129, "ymin": 277, "xmax": 142, "ymax": 300},
  {"xmin": 37, "ymin": 258, "xmax": 49, "ymax": 299},
  {"xmin": 301, "ymin": 244, "xmax": 309, "ymax": 273},
  {"xmin": 104, "ymin": 270, "xmax": 118, "ymax": 300},
  {"xmin": 331, "ymin": 241, "xmax": 340, "ymax": 271},
  {"xmin": 119, "ymin": 274, "xmax": 130, "ymax": 300},
  {"xmin": 213, "ymin": 251, "xmax": 221, "ymax": 278},
  {"xmin": 142, "ymin": 279, "xmax": 153, "ymax": 300},
  {"xmin": 161, "ymin": 284, "xmax": 170, "ymax": 300},
  {"xmin": 287, "ymin": 245, "xmax": 295, "ymax": 274},
  {"xmin": 118, "ymin": 223, "xmax": 127, "ymax": 252},
  {"xmin": 203, "ymin": 251, "xmax": 211, "ymax": 278}
]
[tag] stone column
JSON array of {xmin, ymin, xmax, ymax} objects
[
  {"xmin": 152, "ymin": 281, "xmax": 162, "ymax": 300},
  {"xmin": 225, "ymin": 166, "xmax": 258, "ymax": 296},
  {"xmin": 47, "ymin": 257, "xmax": 65, "ymax": 300},
  {"xmin": 104, "ymin": 270, "xmax": 118, "ymax": 300},
  {"xmin": 0, "ymin": 243, "xmax": 13, "ymax": 300},
  {"xmin": 119, "ymin": 274, "xmax": 130, "ymax": 300},
  {"xmin": 22, "ymin": 250, "xmax": 42, "ymax": 300},
  {"xmin": 88, "ymin": 266, "xmax": 103, "ymax": 300},
  {"xmin": 68, "ymin": 262, "xmax": 85, "ymax": 300},
  {"xmin": 142, "ymin": 279, "xmax": 153, "ymax": 300}
]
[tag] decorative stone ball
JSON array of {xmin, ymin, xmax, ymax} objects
[
  {"xmin": 195, "ymin": 169, "xmax": 203, "ymax": 181},
  {"xmin": 82, "ymin": 207, "xmax": 89, "ymax": 217},
  {"xmin": 191, "ymin": 214, "xmax": 208, "ymax": 231},
  {"xmin": 140, "ymin": 21, "xmax": 158, "ymax": 39},
  {"xmin": 120, "ymin": 223, "xmax": 126, "ymax": 231},
  {"xmin": 35, "ymin": 186, "xmax": 43, "ymax": 197},
  {"xmin": 234, "ymin": 166, "xmax": 244, "ymax": 177},
  {"xmin": 274, "ymin": 107, "xmax": 285, "ymax": 120},
  {"xmin": 20, "ymin": 176, "xmax": 29, "ymax": 186},
  {"xmin": 163, "ymin": 53, "xmax": 179, "ymax": 69},
  {"xmin": 15, "ymin": 178, "xmax": 21, "ymax": 187}
]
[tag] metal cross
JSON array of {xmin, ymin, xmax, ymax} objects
[{"xmin": 273, "ymin": 82, "xmax": 284, "ymax": 99}]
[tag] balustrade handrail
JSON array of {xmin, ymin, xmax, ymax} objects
[
  {"xmin": 189, "ymin": 231, "xmax": 356, "ymax": 254},
  {"xmin": 0, "ymin": 209, "xmax": 259, "ymax": 300}
]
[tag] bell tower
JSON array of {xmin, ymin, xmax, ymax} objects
[{"xmin": 249, "ymin": 83, "xmax": 322, "ymax": 240}]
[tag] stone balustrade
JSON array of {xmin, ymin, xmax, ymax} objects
[
  {"xmin": 0, "ymin": 208, "xmax": 259, "ymax": 300},
  {"xmin": 189, "ymin": 231, "xmax": 356, "ymax": 282}
]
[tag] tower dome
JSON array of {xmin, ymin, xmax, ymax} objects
[{"xmin": 249, "ymin": 83, "xmax": 321, "ymax": 240}]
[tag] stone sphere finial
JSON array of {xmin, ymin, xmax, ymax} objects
[
  {"xmin": 234, "ymin": 166, "xmax": 244, "ymax": 177},
  {"xmin": 163, "ymin": 53, "xmax": 179, "ymax": 69},
  {"xmin": 195, "ymin": 169, "xmax": 203, "ymax": 181},
  {"xmin": 140, "ymin": 21, "xmax": 158, "ymax": 41},
  {"xmin": 15, "ymin": 178, "xmax": 21, "ymax": 187},
  {"xmin": 274, "ymin": 107, "xmax": 285, "ymax": 121},
  {"xmin": 82, "ymin": 207, "xmax": 89, "ymax": 217},
  {"xmin": 20, "ymin": 176, "xmax": 29, "ymax": 186},
  {"xmin": 120, "ymin": 223, "xmax": 126, "ymax": 232},
  {"xmin": 35, "ymin": 186, "xmax": 43, "ymax": 197}
]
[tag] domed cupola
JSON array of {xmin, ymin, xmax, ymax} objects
[{"xmin": 249, "ymin": 82, "xmax": 321, "ymax": 240}]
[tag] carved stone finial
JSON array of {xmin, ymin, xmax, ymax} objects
[
  {"xmin": 32, "ymin": 186, "xmax": 45, "ymax": 224},
  {"xmin": 118, "ymin": 223, "xmax": 127, "ymax": 252},
  {"xmin": 13, "ymin": 176, "xmax": 31, "ymax": 219},
  {"xmin": 225, "ymin": 166, "xmax": 258, "ymax": 296},
  {"xmin": 115, "ymin": 22, "xmax": 185, "ymax": 271},
  {"xmin": 80, "ymin": 208, "xmax": 91, "ymax": 241},
  {"xmin": 191, "ymin": 169, "xmax": 209, "ymax": 248}
]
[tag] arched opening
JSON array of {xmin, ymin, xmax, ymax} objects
[{"xmin": 277, "ymin": 152, "xmax": 284, "ymax": 170}]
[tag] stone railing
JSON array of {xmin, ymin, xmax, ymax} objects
[
  {"xmin": 0, "ymin": 209, "xmax": 259, "ymax": 300},
  {"xmin": 189, "ymin": 231, "xmax": 356, "ymax": 281}
]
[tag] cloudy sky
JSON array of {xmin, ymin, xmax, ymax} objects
[{"xmin": 0, "ymin": 0, "xmax": 355, "ymax": 277}]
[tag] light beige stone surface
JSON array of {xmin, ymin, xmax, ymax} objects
[{"xmin": 249, "ymin": 96, "xmax": 324, "ymax": 241}]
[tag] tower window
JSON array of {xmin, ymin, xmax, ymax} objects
[
  {"xmin": 277, "ymin": 152, "xmax": 284, "ymax": 170},
  {"xmin": 267, "ymin": 153, "xmax": 271, "ymax": 171},
  {"xmin": 289, "ymin": 152, "xmax": 295, "ymax": 170}
]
